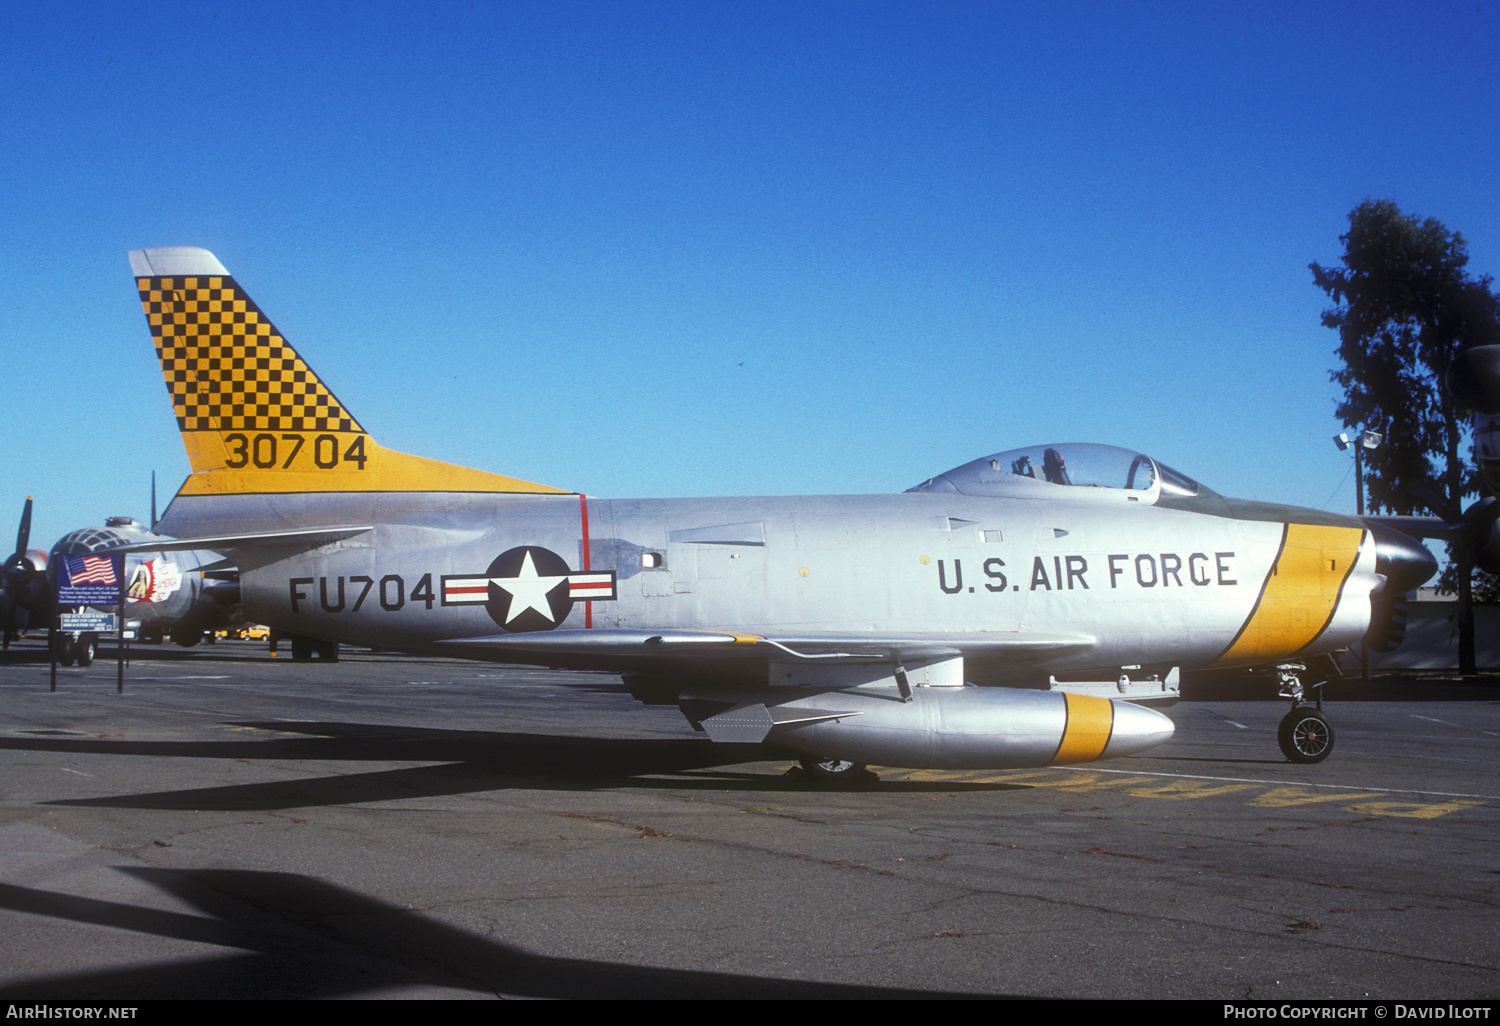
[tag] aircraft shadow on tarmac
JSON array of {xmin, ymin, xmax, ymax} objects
[
  {"xmin": 0, "ymin": 722, "xmax": 1033, "ymax": 810},
  {"xmin": 0, "ymin": 868, "xmax": 990, "ymax": 999},
  {"xmin": 0, "ymin": 642, "xmax": 278, "ymax": 665}
]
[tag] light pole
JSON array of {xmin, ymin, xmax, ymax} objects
[
  {"xmin": 1335, "ymin": 430, "xmax": 1383, "ymax": 680},
  {"xmin": 1334, "ymin": 430, "xmax": 1383, "ymax": 516}
]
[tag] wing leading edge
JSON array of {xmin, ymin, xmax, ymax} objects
[{"xmin": 437, "ymin": 628, "xmax": 1095, "ymax": 663}]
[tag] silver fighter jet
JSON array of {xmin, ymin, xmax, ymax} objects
[{"xmin": 117, "ymin": 247, "xmax": 1437, "ymax": 776}]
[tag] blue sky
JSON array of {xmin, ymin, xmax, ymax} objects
[{"xmin": 2, "ymin": 1, "xmax": 1497, "ymax": 550}]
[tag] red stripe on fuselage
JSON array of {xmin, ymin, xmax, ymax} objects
[{"xmin": 580, "ymin": 493, "xmax": 592, "ymax": 628}]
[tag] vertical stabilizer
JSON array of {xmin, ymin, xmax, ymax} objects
[{"xmin": 130, "ymin": 247, "xmax": 569, "ymax": 497}]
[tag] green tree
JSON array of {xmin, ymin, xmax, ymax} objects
[
  {"xmin": 1311, "ymin": 199, "xmax": 1500, "ymax": 670},
  {"xmin": 1312, "ymin": 199, "xmax": 1498, "ymax": 522}
]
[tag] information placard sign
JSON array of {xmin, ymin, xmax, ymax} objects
[
  {"xmin": 59, "ymin": 612, "xmax": 116, "ymax": 632},
  {"xmin": 56, "ymin": 554, "xmax": 123, "ymax": 606}
]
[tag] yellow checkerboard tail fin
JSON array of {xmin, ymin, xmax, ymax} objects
[{"xmin": 129, "ymin": 247, "xmax": 570, "ymax": 497}]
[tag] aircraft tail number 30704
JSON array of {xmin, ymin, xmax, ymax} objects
[{"xmin": 114, "ymin": 247, "xmax": 1438, "ymax": 776}]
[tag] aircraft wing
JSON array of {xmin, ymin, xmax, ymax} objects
[
  {"xmin": 438, "ymin": 628, "xmax": 1095, "ymax": 662},
  {"xmin": 1361, "ymin": 515, "xmax": 1456, "ymax": 542}
]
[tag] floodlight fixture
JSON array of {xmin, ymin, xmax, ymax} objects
[{"xmin": 1333, "ymin": 429, "xmax": 1381, "ymax": 516}]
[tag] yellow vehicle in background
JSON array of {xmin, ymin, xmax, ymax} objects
[{"xmin": 217, "ymin": 624, "xmax": 271, "ymax": 641}]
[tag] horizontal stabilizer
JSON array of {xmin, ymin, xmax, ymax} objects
[{"xmin": 96, "ymin": 524, "xmax": 374, "ymax": 555}]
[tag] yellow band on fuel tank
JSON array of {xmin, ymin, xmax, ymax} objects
[{"xmin": 1051, "ymin": 692, "xmax": 1115, "ymax": 765}]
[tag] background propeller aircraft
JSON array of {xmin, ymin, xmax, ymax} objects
[
  {"xmin": 1, "ymin": 497, "xmax": 49, "ymax": 650},
  {"xmin": 0, "ymin": 496, "xmax": 240, "ymax": 664},
  {"xmin": 110, "ymin": 246, "xmax": 1438, "ymax": 776},
  {"xmin": 50, "ymin": 517, "xmax": 237, "ymax": 654}
]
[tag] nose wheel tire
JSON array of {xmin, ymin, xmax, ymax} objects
[{"xmin": 1278, "ymin": 709, "xmax": 1334, "ymax": 763}]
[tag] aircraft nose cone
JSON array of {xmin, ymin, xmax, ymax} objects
[
  {"xmin": 1368, "ymin": 522, "xmax": 1438, "ymax": 595},
  {"xmin": 1102, "ymin": 700, "xmax": 1175, "ymax": 759}
]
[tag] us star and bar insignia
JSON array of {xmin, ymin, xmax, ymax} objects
[{"xmin": 441, "ymin": 546, "xmax": 616, "ymax": 633}]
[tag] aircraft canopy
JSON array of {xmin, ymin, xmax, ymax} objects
[{"xmin": 907, "ymin": 443, "xmax": 1201, "ymax": 502}]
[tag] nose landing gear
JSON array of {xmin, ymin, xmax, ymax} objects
[{"xmin": 1274, "ymin": 663, "xmax": 1335, "ymax": 764}]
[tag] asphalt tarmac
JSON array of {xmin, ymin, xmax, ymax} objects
[{"xmin": 0, "ymin": 638, "xmax": 1496, "ymax": 999}]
